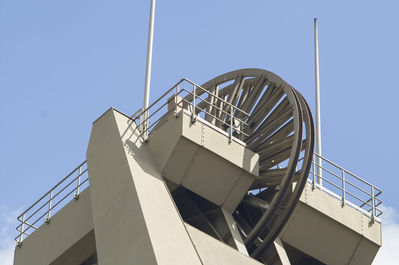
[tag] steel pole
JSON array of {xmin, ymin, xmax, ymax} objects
[
  {"xmin": 314, "ymin": 18, "xmax": 322, "ymax": 185},
  {"xmin": 143, "ymin": 0, "xmax": 156, "ymax": 139}
]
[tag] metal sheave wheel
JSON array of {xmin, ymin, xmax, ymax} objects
[{"xmin": 196, "ymin": 68, "xmax": 315, "ymax": 262}]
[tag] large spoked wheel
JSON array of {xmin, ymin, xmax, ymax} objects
[{"xmin": 194, "ymin": 69, "xmax": 315, "ymax": 262}]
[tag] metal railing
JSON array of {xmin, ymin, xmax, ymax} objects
[
  {"xmin": 15, "ymin": 161, "xmax": 88, "ymax": 246},
  {"xmin": 131, "ymin": 78, "xmax": 250, "ymax": 143},
  {"xmin": 309, "ymin": 153, "xmax": 382, "ymax": 222}
]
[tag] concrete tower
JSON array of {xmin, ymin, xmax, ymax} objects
[{"xmin": 13, "ymin": 69, "xmax": 382, "ymax": 265}]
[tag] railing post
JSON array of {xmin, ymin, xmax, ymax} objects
[
  {"xmin": 174, "ymin": 84, "xmax": 181, "ymax": 117},
  {"xmin": 212, "ymin": 85, "xmax": 219, "ymax": 125},
  {"xmin": 239, "ymin": 120, "xmax": 243, "ymax": 141},
  {"xmin": 191, "ymin": 85, "xmax": 196, "ymax": 123},
  {"xmin": 45, "ymin": 191, "xmax": 53, "ymax": 224},
  {"xmin": 74, "ymin": 166, "xmax": 81, "ymax": 200},
  {"xmin": 229, "ymin": 106, "xmax": 233, "ymax": 143},
  {"xmin": 371, "ymin": 186, "xmax": 375, "ymax": 223},
  {"xmin": 18, "ymin": 214, "xmax": 25, "ymax": 246},
  {"xmin": 312, "ymin": 155, "xmax": 316, "ymax": 190},
  {"xmin": 341, "ymin": 170, "xmax": 345, "ymax": 207},
  {"xmin": 317, "ymin": 154, "xmax": 322, "ymax": 186},
  {"xmin": 139, "ymin": 107, "xmax": 148, "ymax": 141},
  {"xmin": 140, "ymin": 111, "xmax": 144, "ymax": 136}
]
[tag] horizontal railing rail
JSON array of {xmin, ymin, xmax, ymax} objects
[
  {"xmin": 309, "ymin": 153, "xmax": 382, "ymax": 222},
  {"xmin": 15, "ymin": 161, "xmax": 88, "ymax": 246}
]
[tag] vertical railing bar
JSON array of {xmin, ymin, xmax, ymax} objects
[
  {"xmin": 312, "ymin": 155, "xmax": 316, "ymax": 190},
  {"xmin": 45, "ymin": 191, "xmax": 53, "ymax": 224},
  {"xmin": 140, "ymin": 111, "xmax": 144, "ymax": 139},
  {"xmin": 240, "ymin": 120, "xmax": 244, "ymax": 141},
  {"xmin": 208, "ymin": 88, "xmax": 214, "ymax": 124},
  {"xmin": 74, "ymin": 166, "xmax": 81, "ymax": 200},
  {"xmin": 371, "ymin": 186, "xmax": 375, "ymax": 223},
  {"xmin": 174, "ymin": 84, "xmax": 180, "ymax": 116},
  {"xmin": 341, "ymin": 170, "xmax": 345, "ymax": 207},
  {"xmin": 229, "ymin": 106, "xmax": 233, "ymax": 143},
  {"xmin": 18, "ymin": 214, "xmax": 25, "ymax": 246},
  {"xmin": 214, "ymin": 85, "xmax": 219, "ymax": 125},
  {"xmin": 192, "ymin": 85, "xmax": 196, "ymax": 123}
]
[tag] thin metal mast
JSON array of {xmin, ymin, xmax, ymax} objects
[
  {"xmin": 314, "ymin": 18, "xmax": 322, "ymax": 185},
  {"xmin": 143, "ymin": 0, "xmax": 156, "ymax": 138}
]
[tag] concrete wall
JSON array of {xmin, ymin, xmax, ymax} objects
[
  {"xmin": 14, "ymin": 189, "xmax": 94, "ymax": 265},
  {"xmin": 147, "ymin": 110, "xmax": 259, "ymax": 212},
  {"xmin": 281, "ymin": 183, "xmax": 381, "ymax": 265}
]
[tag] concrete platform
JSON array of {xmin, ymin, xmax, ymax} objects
[
  {"xmin": 147, "ymin": 110, "xmax": 259, "ymax": 212},
  {"xmin": 280, "ymin": 182, "xmax": 382, "ymax": 265},
  {"xmin": 13, "ymin": 189, "xmax": 95, "ymax": 265}
]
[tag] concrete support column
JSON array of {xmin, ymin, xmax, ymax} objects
[{"xmin": 87, "ymin": 109, "xmax": 203, "ymax": 265}]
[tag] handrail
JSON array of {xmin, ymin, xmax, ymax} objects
[
  {"xmin": 313, "ymin": 153, "xmax": 381, "ymax": 192},
  {"xmin": 17, "ymin": 160, "xmax": 86, "ymax": 220},
  {"xmin": 131, "ymin": 78, "xmax": 250, "ymax": 122},
  {"xmin": 310, "ymin": 153, "xmax": 382, "ymax": 221},
  {"xmin": 133, "ymin": 78, "xmax": 250, "ymax": 143},
  {"xmin": 179, "ymin": 88, "xmax": 250, "ymax": 126},
  {"xmin": 15, "ymin": 161, "xmax": 88, "ymax": 246}
]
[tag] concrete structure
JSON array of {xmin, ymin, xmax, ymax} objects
[{"xmin": 13, "ymin": 69, "xmax": 382, "ymax": 265}]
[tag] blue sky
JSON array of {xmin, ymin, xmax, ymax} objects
[{"xmin": 1, "ymin": 0, "xmax": 398, "ymax": 264}]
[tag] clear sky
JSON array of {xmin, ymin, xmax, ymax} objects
[{"xmin": 1, "ymin": 0, "xmax": 398, "ymax": 264}]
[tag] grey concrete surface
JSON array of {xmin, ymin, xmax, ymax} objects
[
  {"xmin": 148, "ymin": 110, "xmax": 259, "ymax": 212},
  {"xmin": 13, "ymin": 106, "xmax": 382, "ymax": 265},
  {"xmin": 14, "ymin": 189, "xmax": 94, "ymax": 265},
  {"xmin": 87, "ymin": 108, "xmax": 203, "ymax": 265},
  {"xmin": 280, "ymin": 182, "xmax": 381, "ymax": 265},
  {"xmin": 185, "ymin": 223, "xmax": 262, "ymax": 265}
]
